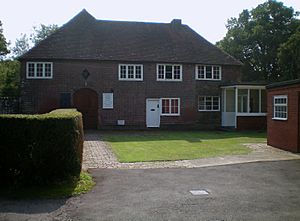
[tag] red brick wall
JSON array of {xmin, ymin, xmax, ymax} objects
[
  {"xmin": 20, "ymin": 60, "xmax": 241, "ymax": 129},
  {"xmin": 267, "ymin": 84, "xmax": 300, "ymax": 152},
  {"xmin": 237, "ymin": 116, "xmax": 267, "ymax": 131}
]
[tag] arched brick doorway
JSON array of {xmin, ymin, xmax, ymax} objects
[{"xmin": 73, "ymin": 88, "xmax": 98, "ymax": 129}]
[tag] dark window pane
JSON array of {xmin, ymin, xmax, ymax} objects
[
  {"xmin": 206, "ymin": 66, "xmax": 212, "ymax": 79},
  {"xmin": 165, "ymin": 65, "xmax": 173, "ymax": 79},
  {"xmin": 60, "ymin": 93, "xmax": 71, "ymax": 108}
]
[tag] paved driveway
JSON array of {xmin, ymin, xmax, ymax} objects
[{"xmin": 1, "ymin": 160, "xmax": 300, "ymax": 221}]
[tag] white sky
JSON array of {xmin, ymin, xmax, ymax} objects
[{"xmin": 1, "ymin": 0, "xmax": 300, "ymax": 46}]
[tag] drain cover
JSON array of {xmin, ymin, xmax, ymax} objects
[{"xmin": 189, "ymin": 189, "xmax": 209, "ymax": 196}]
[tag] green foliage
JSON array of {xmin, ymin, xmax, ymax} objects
[
  {"xmin": 0, "ymin": 20, "xmax": 9, "ymax": 59},
  {"xmin": 216, "ymin": 0, "xmax": 300, "ymax": 82},
  {"xmin": 11, "ymin": 24, "xmax": 58, "ymax": 58},
  {"xmin": 278, "ymin": 28, "xmax": 300, "ymax": 80},
  {"xmin": 0, "ymin": 109, "xmax": 84, "ymax": 187},
  {"xmin": 30, "ymin": 24, "xmax": 59, "ymax": 45},
  {"xmin": 102, "ymin": 131, "xmax": 266, "ymax": 163},
  {"xmin": 11, "ymin": 34, "xmax": 30, "ymax": 58},
  {"xmin": 0, "ymin": 60, "xmax": 20, "ymax": 96}
]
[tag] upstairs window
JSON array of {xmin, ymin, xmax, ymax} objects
[
  {"xmin": 198, "ymin": 96, "xmax": 220, "ymax": 111},
  {"xmin": 161, "ymin": 98, "xmax": 180, "ymax": 116},
  {"xmin": 273, "ymin": 95, "xmax": 288, "ymax": 120},
  {"xmin": 157, "ymin": 64, "xmax": 182, "ymax": 81},
  {"xmin": 119, "ymin": 64, "xmax": 143, "ymax": 81},
  {"xmin": 26, "ymin": 62, "xmax": 53, "ymax": 79},
  {"xmin": 196, "ymin": 65, "xmax": 221, "ymax": 80}
]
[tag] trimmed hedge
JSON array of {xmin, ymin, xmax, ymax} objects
[{"xmin": 0, "ymin": 109, "xmax": 84, "ymax": 186}]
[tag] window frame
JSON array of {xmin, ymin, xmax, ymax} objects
[
  {"xmin": 156, "ymin": 64, "xmax": 183, "ymax": 81},
  {"xmin": 198, "ymin": 96, "xmax": 220, "ymax": 112},
  {"xmin": 26, "ymin": 62, "xmax": 53, "ymax": 79},
  {"xmin": 160, "ymin": 98, "xmax": 180, "ymax": 116},
  {"xmin": 118, "ymin": 64, "xmax": 143, "ymax": 81},
  {"xmin": 273, "ymin": 95, "xmax": 288, "ymax": 120},
  {"xmin": 195, "ymin": 65, "xmax": 222, "ymax": 81}
]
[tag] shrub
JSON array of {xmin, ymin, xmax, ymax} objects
[{"xmin": 0, "ymin": 109, "xmax": 84, "ymax": 186}]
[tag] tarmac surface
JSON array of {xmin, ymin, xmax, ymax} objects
[{"xmin": 1, "ymin": 160, "xmax": 300, "ymax": 221}]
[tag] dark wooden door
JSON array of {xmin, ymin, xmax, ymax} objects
[{"xmin": 73, "ymin": 88, "xmax": 98, "ymax": 129}]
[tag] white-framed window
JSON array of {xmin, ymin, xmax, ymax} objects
[
  {"xmin": 26, "ymin": 62, "xmax": 53, "ymax": 79},
  {"xmin": 273, "ymin": 95, "xmax": 288, "ymax": 120},
  {"xmin": 198, "ymin": 96, "xmax": 220, "ymax": 111},
  {"xmin": 102, "ymin": 93, "xmax": 113, "ymax": 109},
  {"xmin": 195, "ymin": 65, "xmax": 221, "ymax": 80},
  {"xmin": 157, "ymin": 64, "xmax": 182, "ymax": 81},
  {"xmin": 118, "ymin": 64, "xmax": 143, "ymax": 81},
  {"xmin": 160, "ymin": 98, "xmax": 180, "ymax": 116}
]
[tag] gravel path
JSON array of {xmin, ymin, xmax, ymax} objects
[{"xmin": 82, "ymin": 131, "xmax": 300, "ymax": 170}]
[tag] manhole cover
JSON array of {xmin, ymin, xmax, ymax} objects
[{"xmin": 189, "ymin": 189, "xmax": 210, "ymax": 196}]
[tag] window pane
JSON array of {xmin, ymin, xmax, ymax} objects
[
  {"xmin": 128, "ymin": 66, "xmax": 134, "ymax": 78},
  {"xmin": 225, "ymin": 89, "xmax": 235, "ymax": 112},
  {"xmin": 173, "ymin": 66, "xmax": 181, "ymax": 79},
  {"xmin": 212, "ymin": 97, "xmax": 219, "ymax": 110},
  {"xmin": 158, "ymin": 65, "xmax": 164, "ymax": 79},
  {"xmin": 28, "ymin": 63, "xmax": 35, "ymax": 77},
  {"xmin": 198, "ymin": 66, "xmax": 205, "ymax": 79},
  {"xmin": 250, "ymin": 89, "xmax": 259, "ymax": 113},
  {"xmin": 213, "ymin": 66, "xmax": 220, "ymax": 79},
  {"xmin": 162, "ymin": 99, "xmax": 170, "ymax": 114},
  {"xmin": 274, "ymin": 96, "xmax": 287, "ymax": 119},
  {"xmin": 60, "ymin": 93, "xmax": 71, "ymax": 108},
  {"xmin": 36, "ymin": 63, "xmax": 43, "ymax": 77},
  {"xmin": 206, "ymin": 66, "xmax": 212, "ymax": 79},
  {"xmin": 45, "ymin": 63, "xmax": 52, "ymax": 77},
  {"xmin": 120, "ymin": 65, "xmax": 126, "ymax": 78},
  {"xmin": 198, "ymin": 96, "xmax": 205, "ymax": 110},
  {"xmin": 206, "ymin": 97, "xmax": 212, "ymax": 110},
  {"xmin": 165, "ymin": 65, "xmax": 172, "ymax": 79},
  {"xmin": 238, "ymin": 89, "xmax": 248, "ymax": 113},
  {"xmin": 171, "ymin": 99, "xmax": 178, "ymax": 114},
  {"xmin": 135, "ymin": 66, "xmax": 141, "ymax": 79}
]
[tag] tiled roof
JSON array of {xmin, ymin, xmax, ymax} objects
[
  {"xmin": 266, "ymin": 78, "xmax": 300, "ymax": 89},
  {"xmin": 20, "ymin": 9, "xmax": 242, "ymax": 65}
]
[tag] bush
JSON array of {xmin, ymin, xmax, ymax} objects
[{"xmin": 0, "ymin": 109, "xmax": 84, "ymax": 186}]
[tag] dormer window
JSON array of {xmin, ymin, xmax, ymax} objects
[{"xmin": 195, "ymin": 65, "xmax": 221, "ymax": 80}]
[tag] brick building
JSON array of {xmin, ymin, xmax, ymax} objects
[
  {"xmin": 19, "ymin": 10, "xmax": 266, "ymax": 129},
  {"xmin": 267, "ymin": 79, "xmax": 300, "ymax": 153}
]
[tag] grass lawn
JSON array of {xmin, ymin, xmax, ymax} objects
[
  {"xmin": 0, "ymin": 172, "xmax": 95, "ymax": 199},
  {"xmin": 102, "ymin": 131, "xmax": 266, "ymax": 163}
]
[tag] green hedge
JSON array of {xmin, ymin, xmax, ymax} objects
[{"xmin": 0, "ymin": 109, "xmax": 84, "ymax": 186}]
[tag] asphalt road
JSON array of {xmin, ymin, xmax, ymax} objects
[{"xmin": 1, "ymin": 160, "xmax": 300, "ymax": 221}]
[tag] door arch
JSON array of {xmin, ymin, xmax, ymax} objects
[{"xmin": 73, "ymin": 88, "xmax": 98, "ymax": 129}]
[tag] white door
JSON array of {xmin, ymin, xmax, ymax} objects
[{"xmin": 146, "ymin": 99, "xmax": 160, "ymax": 127}]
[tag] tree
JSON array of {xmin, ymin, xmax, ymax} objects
[
  {"xmin": 11, "ymin": 24, "xmax": 58, "ymax": 58},
  {"xmin": 11, "ymin": 34, "xmax": 30, "ymax": 58},
  {"xmin": 30, "ymin": 24, "xmax": 58, "ymax": 45},
  {"xmin": 0, "ymin": 60, "xmax": 20, "ymax": 97},
  {"xmin": 0, "ymin": 20, "xmax": 9, "ymax": 60},
  {"xmin": 278, "ymin": 28, "xmax": 300, "ymax": 80},
  {"xmin": 216, "ymin": 0, "xmax": 300, "ymax": 82}
]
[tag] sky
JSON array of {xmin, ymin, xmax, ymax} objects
[{"xmin": 1, "ymin": 0, "xmax": 300, "ymax": 47}]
